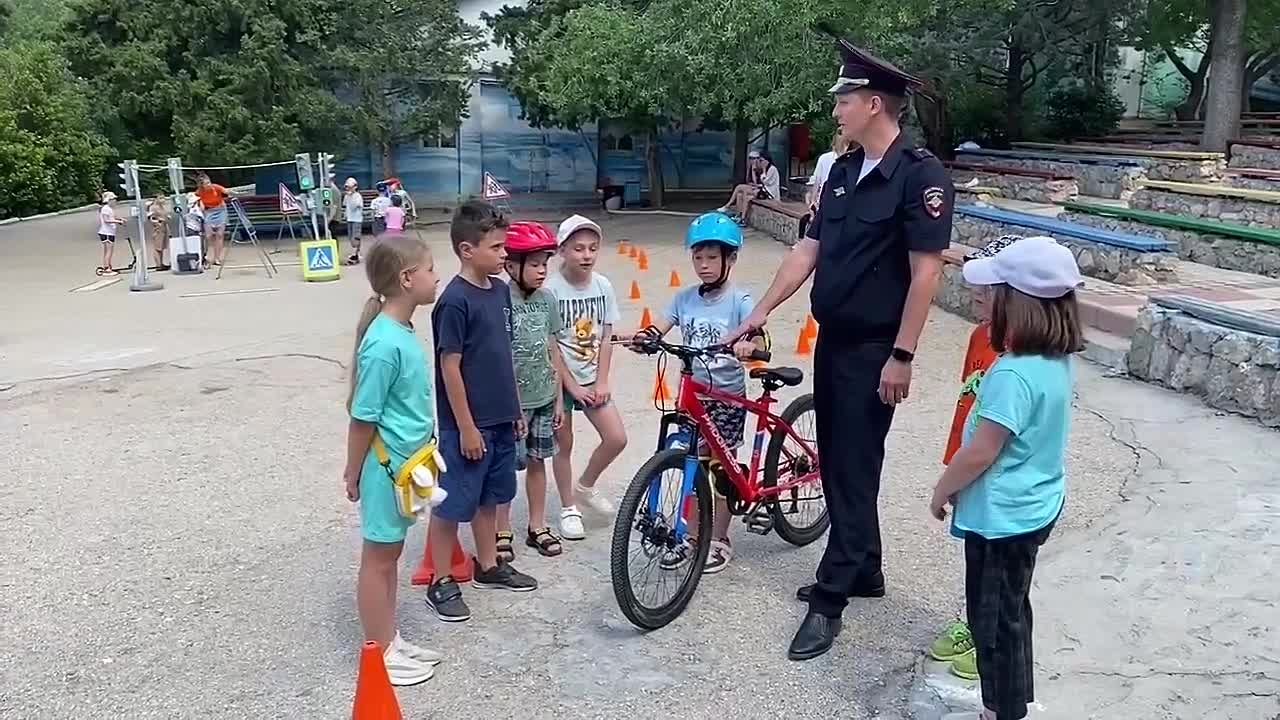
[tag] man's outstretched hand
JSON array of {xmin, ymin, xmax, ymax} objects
[{"xmin": 727, "ymin": 309, "xmax": 769, "ymax": 346}]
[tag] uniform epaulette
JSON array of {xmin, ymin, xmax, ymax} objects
[{"xmin": 909, "ymin": 148, "xmax": 935, "ymax": 160}]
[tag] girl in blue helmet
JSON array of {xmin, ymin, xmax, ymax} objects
[{"xmin": 629, "ymin": 211, "xmax": 768, "ymax": 573}]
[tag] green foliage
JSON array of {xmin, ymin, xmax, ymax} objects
[
  {"xmin": 0, "ymin": 41, "xmax": 111, "ymax": 218},
  {"xmin": 1043, "ymin": 82, "xmax": 1124, "ymax": 139},
  {"xmin": 949, "ymin": 84, "xmax": 1010, "ymax": 147}
]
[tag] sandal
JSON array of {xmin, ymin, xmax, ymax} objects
[
  {"xmin": 526, "ymin": 527, "xmax": 563, "ymax": 557},
  {"xmin": 496, "ymin": 531, "xmax": 515, "ymax": 563}
]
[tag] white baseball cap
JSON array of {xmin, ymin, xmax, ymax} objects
[
  {"xmin": 556, "ymin": 214, "xmax": 602, "ymax": 246},
  {"xmin": 962, "ymin": 235, "xmax": 1083, "ymax": 299},
  {"xmin": 344, "ymin": 177, "xmax": 358, "ymax": 188}
]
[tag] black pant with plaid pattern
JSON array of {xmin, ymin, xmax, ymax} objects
[{"xmin": 964, "ymin": 518, "xmax": 1056, "ymax": 720}]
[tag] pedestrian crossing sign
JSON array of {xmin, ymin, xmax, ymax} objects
[
  {"xmin": 300, "ymin": 239, "xmax": 340, "ymax": 282},
  {"xmin": 482, "ymin": 172, "xmax": 511, "ymax": 200}
]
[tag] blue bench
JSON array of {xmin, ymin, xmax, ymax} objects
[
  {"xmin": 956, "ymin": 204, "xmax": 1174, "ymax": 252},
  {"xmin": 956, "ymin": 148, "xmax": 1146, "ymax": 167}
]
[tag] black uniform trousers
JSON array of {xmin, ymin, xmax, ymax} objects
[
  {"xmin": 807, "ymin": 330, "xmax": 895, "ymax": 618},
  {"xmin": 964, "ymin": 519, "xmax": 1055, "ymax": 720}
]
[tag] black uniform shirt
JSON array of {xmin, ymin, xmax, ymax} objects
[{"xmin": 806, "ymin": 133, "xmax": 954, "ymax": 342}]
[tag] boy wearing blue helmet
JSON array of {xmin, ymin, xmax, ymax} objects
[{"xmin": 631, "ymin": 211, "xmax": 767, "ymax": 573}]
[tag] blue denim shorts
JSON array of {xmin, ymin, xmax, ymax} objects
[{"xmin": 433, "ymin": 423, "xmax": 518, "ymax": 522}]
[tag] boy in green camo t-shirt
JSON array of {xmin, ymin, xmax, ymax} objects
[{"xmin": 496, "ymin": 221, "xmax": 570, "ymax": 560}]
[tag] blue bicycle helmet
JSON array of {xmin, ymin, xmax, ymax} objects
[
  {"xmin": 685, "ymin": 212, "xmax": 743, "ymax": 295},
  {"xmin": 685, "ymin": 211, "xmax": 744, "ymax": 250}
]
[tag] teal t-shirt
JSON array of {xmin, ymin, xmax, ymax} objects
[
  {"xmin": 350, "ymin": 312, "xmax": 434, "ymax": 465},
  {"xmin": 951, "ymin": 353, "xmax": 1071, "ymax": 540}
]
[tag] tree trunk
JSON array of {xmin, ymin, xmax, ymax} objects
[
  {"xmin": 732, "ymin": 121, "xmax": 749, "ymax": 184},
  {"xmin": 1168, "ymin": 47, "xmax": 1211, "ymax": 121},
  {"xmin": 381, "ymin": 141, "xmax": 395, "ymax": 178},
  {"xmin": 914, "ymin": 93, "xmax": 952, "ymax": 159},
  {"xmin": 1005, "ymin": 44, "xmax": 1027, "ymax": 141},
  {"xmin": 1202, "ymin": 0, "xmax": 1247, "ymax": 151},
  {"xmin": 646, "ymin": 127, "xmax": 665, "ymax": 208}
]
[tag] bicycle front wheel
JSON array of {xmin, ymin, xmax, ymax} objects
[{"xmin": 610, "ymin": 447, "xmax": 713, "ymax": 630}]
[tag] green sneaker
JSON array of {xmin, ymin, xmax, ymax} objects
[
  {"xmin": 950, "ymin": 647, "xmax": 979, "ymax": 680},
  {"xmin": 928, "ymin": 619, "xmax": 973, "ymax": 661}
]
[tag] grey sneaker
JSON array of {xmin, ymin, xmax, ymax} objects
[
  {"xmin": 703, "ymin": 539, "xmax": 733, "ymax": 574},
  {"xmin": 425, "ymin": 577, "xmax": 471, "ymax": 622},
  {"xmin": 472, "ymin": 558, "xmax": 538, "ymax": 592}
]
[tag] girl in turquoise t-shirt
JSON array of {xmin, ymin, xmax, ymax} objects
[
  {"xmin": 927, "ymin": 236, "xmax": 1084, "ymax": 720},
  {"xmin": 343, "ymin": 234, "xmax": 440, "ymax": 687}
]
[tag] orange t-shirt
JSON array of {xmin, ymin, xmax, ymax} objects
[
  {"xmin": 943, "ymin": 323, "xmax": 999, "ymax": 464},
  {"xmin": 194, "ymin": 184, "xmax": 227, "ymax": 209}
]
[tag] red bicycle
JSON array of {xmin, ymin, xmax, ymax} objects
[{"xmin": 609, "ymin": 334, "xmax": 826, "ymax": 629}]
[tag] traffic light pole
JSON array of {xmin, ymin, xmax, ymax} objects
[{"xmin": 120, "ymin": 159, "xmax": 163, "ymax": 292}]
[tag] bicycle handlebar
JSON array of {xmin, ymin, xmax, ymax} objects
[{"xmin": 610, "ymin": 329, "xmax": 772, "ymax": 364}]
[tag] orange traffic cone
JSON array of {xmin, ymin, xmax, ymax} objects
[
  {"xmin": 795, "ymin": 330, "xmax": 812, "ymax": 356},
  {"xmin": 802, "ymin": 314, "xmax": 818, "ymax": 341},
  {"xmin": 410, "ymin": 533, "xmax": 474, "ymax": 586},
  {"xmin": 629, "ymin": 244, "xmax": 639, "ymax": 259},
  {"xmin": 639, "ymin": 306, "xmax": 654, "ymax": 328},
  {"xmin": 629, "ymin": 280, "xmax": 641, "ymax": 300},
  {"xmin": 652, "ymin": 369, "xmax": 673, "ymax": 403},
  {"xmin": 669, "ymin": 270, "xmax": 681, "ymax": 287},
  {"xmin": 351, "ymin": 641, "xmax": 402, "ymax": 720},
  {"xmin": 638, "ymin": 250, "xmax": 649, "ymax": 270},
  {"xmin": 618, "ymin": 240, "xmax": 630, "ymax": 255}
]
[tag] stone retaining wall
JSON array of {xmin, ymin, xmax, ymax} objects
[
  {"xmin": 950, "ymin": 171, "xmax": 1078, "ymax": 203},
  {"xmin": 1130, "ymin": 188, "xmax": 1280, "ymax": 228},
  {"xmin": 1060, "ymin": 211, "xmax": 1280, "ymax": 278},
  {"xmin": 1128, "ymin": 305, "xmax": 1280, "ymax": 426},
  {"xmin": 1144, "ymin": 157, "xmax": 1226, "ymax": 183},
  {"xmin": 953, "ymin": 215, "xmax": 1178, "ymax": 285},
  {"xmin": 1228, "ymin": 144, "xmax": 1280, "ymax": 170},
  {"xmin": 1223, "ymin": 175, "xmax": 1280, "ymax": 192},
  {"xmin": 747, "ymin": 203, "xmax": 801, "ymax": 246},
  {"xmin": 964, "ymin": 157, "xmax": 1143, "ymax": 199}
]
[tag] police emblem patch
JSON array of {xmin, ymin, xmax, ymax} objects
[{"xmin": 923, "ymin": 186, "xmax": 945, "ymax": 219}]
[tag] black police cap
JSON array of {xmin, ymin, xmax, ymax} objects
[{"xmin": 828, "ymin": 39, "xmax": 924, "ymax": 96}]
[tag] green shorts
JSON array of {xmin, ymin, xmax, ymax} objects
[{"xmin": 563, "ymin": 383, "xmax": 612, "ymax": 412}]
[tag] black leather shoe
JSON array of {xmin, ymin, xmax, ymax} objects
[
  {"xmin": 795, "ymin": 574, "xmax": 886, "ymax": 602},
  {"xmin": 787, "ymin": 612, "xmax": 842, "ymax": 660}
]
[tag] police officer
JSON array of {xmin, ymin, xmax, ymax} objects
[{"xmin": 729, "ymin": 41, "xmax": 954, "ymax": 660}]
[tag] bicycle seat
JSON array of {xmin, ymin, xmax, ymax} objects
[{"xmin": 749, "ymin": 366, "xmax": 804, "ymax": 387}]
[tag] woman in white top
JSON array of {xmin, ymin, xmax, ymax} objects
[
  {"xmin": 718, "ymin": 150, "xmax": 781, "ymax": 226},
  {"xmin": 805, "ymin": 134, "xmax": 851, "ymax": 212},
  {"xmin": 96, "ymin": 191, "xmax": 127, "ymax": 275}
]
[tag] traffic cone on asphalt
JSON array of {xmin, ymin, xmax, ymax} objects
[
  {"xmin": 638, "ymin": 250, "xmax": 649, "ymax": 270},
  {"xmin": 629, "ymin": 244, "xmax": 639, "ymax": 259},
  {"xmin": 410, "ymin": 533, "xmax": 474, "ymax": 586},
  {"xmin": 629, "ymin": 280, "xmax": 642, "ymax": 300},
  {"xmin": 618, "ymin": 240, "xmax": 630, "ymax": 255},
  {"xmin": 802, "ymin": 314, "xmax": 818, "ymax": 341},
  {"xmin": 351, "ymin": 641, "xmax": 402, "ymax": 720},
  {"xmin": 639, "ymin": 307, "xmax": 654, "ymax": 328},
  {"xmin": 669, "ymin": 270, "xmax": 681, "ymax": 287},
  {"xmin": 795, "ymin": 328, "xmax": 812, "ymax": 356}
]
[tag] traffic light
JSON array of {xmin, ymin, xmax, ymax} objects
[
  {"xmin": 166, "ymin": 158, "xmax": 183, "ymax": 195},
  {"xmin": 318, "ymin": 152, "xmax": 335, "ymax": 190},
  {"xmin": 118, "ymin": 160, "xmax": 139, "ymax": 198},
  {"xmin": 295, "ymin": 152, "xmax": 314, "ymax": 191},
  {"xmin": 321, "ymin": 188, "xmax": 333, "ymax": 207}
]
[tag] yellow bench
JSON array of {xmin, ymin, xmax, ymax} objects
[
  {"xmin": 1012, "ymin": 142, "xmax": 1224, "ymax": 161},
  {"xmin": 1137, "ymin": 179, "xmax": 1280, "ymax": 204}
]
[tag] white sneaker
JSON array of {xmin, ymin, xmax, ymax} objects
[
  {"xmin": 560, "ymin": 506, "xmax": 586, "ymax": 540},
  {"xmin": 394, "ymin": 632, "xmax": 441, "ymax": 666},
  {"xmin": 576, "ymin": 482, "xmax": 615, "ymax": 515},
  {"xmin": 703, "ymin": 539, "xmax": 733, "ymax": 574},
  {"xmin": 382, "ymin": 642, "xmax": 434, "ymax": 686}
]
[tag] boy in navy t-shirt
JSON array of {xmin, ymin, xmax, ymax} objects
[{"xmin": 426, "ymin": 200, "xmax": 538, "ymax": 623}]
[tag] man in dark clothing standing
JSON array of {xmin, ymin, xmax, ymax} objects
[{"xmin": 729, "ymin": 40, "xmax": 955, "ymax": 660}]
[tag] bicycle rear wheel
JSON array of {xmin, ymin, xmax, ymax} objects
[
  {"xmin": 610, "ymin": 447, "xmax": 713, "ymax": 630},
  {"xmin": 762, "ymin": 393, "xmax": 828, "ymax": 546}
]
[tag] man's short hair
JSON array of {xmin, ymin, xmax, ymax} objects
[
  {"xmin": 449, "ymin": 199, "xmax": 508, "ymax": 254},
  {"xmin": 866, "ymin": 90, "xmax": 907, "ymax": 119}
]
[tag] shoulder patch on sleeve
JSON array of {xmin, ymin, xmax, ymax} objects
[
  {"xmin": 923, "ymin": 186, "xmax": 946, "ymax": 219},
  {"xmin": 910, "ymin": 147, "xmax": 936, "ymax": 160}
]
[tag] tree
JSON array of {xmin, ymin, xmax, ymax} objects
[
  {"xmin": 0, "ymin": 41, "xmax": 111, "ymax": 218},
  {"xmin": 1202, "ymin": 0, "xmax": 1247, "ymax": 150}
]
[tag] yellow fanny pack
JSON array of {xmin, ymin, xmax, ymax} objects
[{"xmin": 371, "ymin": 433, "xmax": 449, "ymax": 519}]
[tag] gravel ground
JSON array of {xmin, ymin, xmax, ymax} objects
[{"xmin": 0, "ymin": 211, "xmax": 1131, "ymax": 719}]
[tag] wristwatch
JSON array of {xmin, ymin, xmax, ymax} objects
[{"xmin": 891, "ymin": 347, "xmax": 915, "ymax": 363}]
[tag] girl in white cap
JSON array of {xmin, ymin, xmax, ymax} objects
[
  {"xmin": 96, "ymin": 191, "xmax": 127, "ymax": 275},
  {"xmin": 928, "ymin": 235, "xmax": 1084, "ymax": 720},
  {"xmin": 343, "ymin": 178, "xmax": 365, "ymax": 265}
]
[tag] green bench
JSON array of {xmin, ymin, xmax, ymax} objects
[{"xmin": 1061, "ymin": 200, "xmax": 1280, "ymax": 248}]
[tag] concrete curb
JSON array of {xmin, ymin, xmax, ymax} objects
[{"xmin": 0, "ymin": 203, "xmax": 98, "ymax": 226}]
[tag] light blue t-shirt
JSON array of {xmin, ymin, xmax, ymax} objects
[
  {"xmin": 664, "ymin": 285, "xmax": 753, "ymax": 394},
  {"xmin": 951, "ymin": 353, "xmax": 1071, "ymax": 540},
  {"xmin": 350, "ymin": 312, "xmax": 434, "ymax": 465}
]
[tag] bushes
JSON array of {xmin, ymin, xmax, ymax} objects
[{"xmin": 1044, "ymin": 82, "xmax": 1124, "ymax": 140}]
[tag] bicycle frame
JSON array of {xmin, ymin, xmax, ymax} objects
[{"xmin": 647, "ymin": 364, "xmax": 820, "ymax": 540}]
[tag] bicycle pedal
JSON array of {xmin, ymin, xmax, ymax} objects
[{"xmin": 744, "ymin": 506, "xmax": 773, "ymax": 535}]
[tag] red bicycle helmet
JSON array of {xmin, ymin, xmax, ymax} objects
[{"xmin": 505, "ymin": 221, "xmax": 557, "ymax": 255}]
